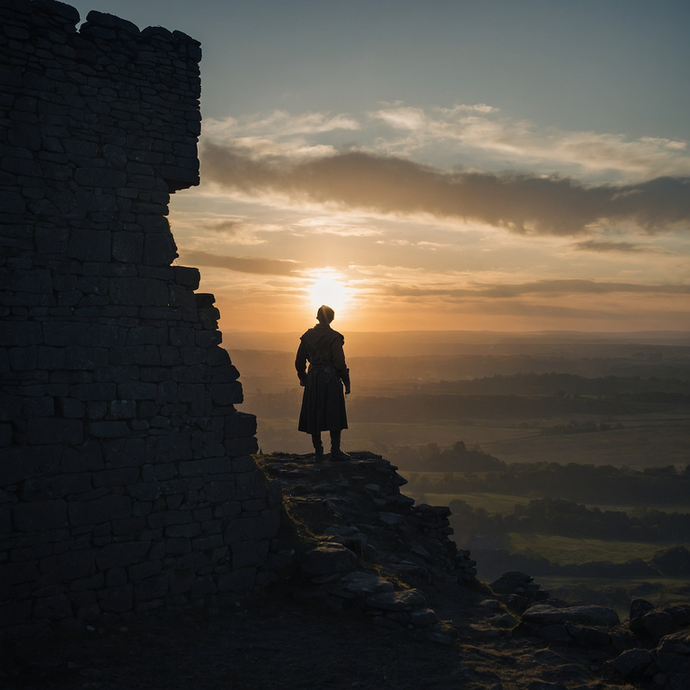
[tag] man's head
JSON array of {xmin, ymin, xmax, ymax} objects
[{"xmin": 316, "ymin": 305, "xmax": 335, "ymax": 324}]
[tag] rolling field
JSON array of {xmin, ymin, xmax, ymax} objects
[
  {"xmin": 480, "ymin": 416, "xmax": 690, "ymax": 468},
  {"xmin": 255, "ymin": 419, "xmax": 536, "ymax": 456},
  {"xmin": 504, "ymin": 533, "xmax": 688, "ymax": 565},
  {"xmin": 255, "ymin": 414, "xmax": 690, "ymax": 469},
  {"xmin": 415, "ymin": 488, "xmax": 690, "ymax": 517}
]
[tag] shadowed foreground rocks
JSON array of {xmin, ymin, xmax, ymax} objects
[{"xmin": 2, "ymin": 452, "xmax": 690, "ymax": 689}]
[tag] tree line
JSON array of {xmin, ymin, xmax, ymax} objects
[
  {"xmin": 404, "ymin": 454, "xmax": 690, "ymax": 506},
  {"xmin": 448, "ymin": 497, "xmax": 690, "ymax": 544}
]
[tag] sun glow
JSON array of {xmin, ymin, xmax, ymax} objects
[{"xmin": 306, "ymin": 270, "xmax": 351, "ymax": 315}]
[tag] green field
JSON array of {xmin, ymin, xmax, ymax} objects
[
  {"xmin": 480, "ymin": 417, "xmax": 690, "ymax": 468},
  {"xmin": 422, "ymin": 491, "xmax": 530, "ymax": 514},
  {"xmin": 415, "ymin": 488, "xmax": 690, "ymax": 517},
  {"xmin": 256, "ymin": 414, "xmax": 690, "ymax": 470},
  {"xmin": 255, "ymin": 418, "xmax": 532, "ymax": 456},
  {"xmin": 505, "ymin": 533, "xmax": 688, "ymax": 565}
]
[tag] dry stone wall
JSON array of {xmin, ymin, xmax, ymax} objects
[{"xmin": 0, "ymin": 0, "xmax": 280, "ymax": 633}]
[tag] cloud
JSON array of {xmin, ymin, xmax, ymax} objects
[
  {"xmin": 203, "ymin": 219, "xmax": 244, "ymax": 234},
  {"xmin": 199, "ymin": 218, "xmax": 287, "ymax": 245},
  {"xmin": 294, "ymin": 216, "xmax": 382, "ymax": 237},
  {"xmin": 201, "ymin": 142, "xmax": 690, "ymax": 236},
  {"xmin": 572, "ymin": 240, "xmax": 671, "ymax": 254},
  {"xmin": 384, "ymin": 279, "xmax": 690, "ymax": 299},
  {"xmin": 178, "ymin": 249, "xmax": 299, "ymax": 276},
  {"xmin": 369, "ymin": 105, "xmax": 690, "ymax": 180},
  {"xmin": 204, "ymin": 110, "xmax": 359, "ymax": 142}
]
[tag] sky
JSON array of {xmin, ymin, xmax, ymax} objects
[{"xmin": 68, "ymin": 0, "xmax": 690, "ymax": 334}]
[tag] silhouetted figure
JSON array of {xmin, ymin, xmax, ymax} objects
[{"xmin": 296, "ymin": 305, "xmax": 351, "ymax": 462}]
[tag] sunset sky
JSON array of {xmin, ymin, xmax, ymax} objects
[{"xmin": 70, "ymin": 0, "xmax": 690, "ymax": 333}]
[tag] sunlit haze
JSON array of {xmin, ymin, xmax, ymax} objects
[{"xmin": 69, "ymin": 0, "xmax": 690, "ymax": 335}]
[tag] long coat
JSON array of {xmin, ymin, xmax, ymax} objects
[{"xmin": 295, "ymin": 324, "xmax": 348, "ymax": 433}]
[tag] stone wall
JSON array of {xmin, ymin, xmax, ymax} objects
[{"xmin": 0, "ymin": 0, "xmax": 280, "ymax": 633}]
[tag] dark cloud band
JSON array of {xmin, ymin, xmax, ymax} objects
[
  {"xmin": 385, "ymin": 279, "xmax": 690, "ymax": 299},
  {"xmin": 179, "ymin": 249, "xmax": 298, "ymax": 276},
  {"xmin": 201, "ymin": 142, "xmax": 690, "ymax": 236}
]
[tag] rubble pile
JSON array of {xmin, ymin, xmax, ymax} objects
[
  {"xmin": 258, "ymin": 451, "xmax": 478, "ymax": 643},
  {"xmin": 258, "ymin": 452, "xmax": 690, "ymax": 688}
]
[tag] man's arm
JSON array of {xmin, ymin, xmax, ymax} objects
[
  {"xmin": 295, "ymin": 341, "xmax": 308, "ymax": 386},
  {"xmin": 331, "ymin": 336, "xmax": 350, "ymax": 394}
]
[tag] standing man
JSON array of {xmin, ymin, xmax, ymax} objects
[{"xmin": 296, "ymin": 305, "xmax": 351, "ymax": 462}]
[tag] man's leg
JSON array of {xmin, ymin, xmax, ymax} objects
[
  {"xmin": 329, "ymin": 429, "xmax": 350, "ymax": 461},
  {"xmin": 311, "ymin": 433, "xmax": 323, "ymax": 463}
]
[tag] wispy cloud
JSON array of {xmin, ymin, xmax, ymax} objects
[
  {"xmin": 369, "ymin": 104, "xmax": 690, "ymax": 181},
  {"xmin": 178, "ymin": 249, "xmax": 299, "ymax": 276},
  {"xmin": 204, "ymin": 110, "xmax": 360, "ymax": 142},
  {"xmin": 572, "ymin": 240, "xmax": 672, "ymax": 254},
  {"xmin": 199, "ymin": 218, "xmax": 289, "ymax": 245},
  {"xmin": 201, "ymin": 142, "xmax": 690, "ymax": 236},
  {"xmin": 204, "ymin": 219, "xmax": 244, "ymax": 234},
  {"xmin": 294, "ymin": 217, "xmax": 382, "ymax": 237},
  {"xmin": 385, "ymin": 279, "xmax": 690, "ymax": 299}
]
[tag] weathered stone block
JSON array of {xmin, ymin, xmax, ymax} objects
[
  {"xmin": 110, "ymin": 277, "xmax": 168, "ymax": 306},
  {"xmin": 217, "ymin": 567, "xmax": 256, "ymax": 593},
  {"xmin": 96, "ymin": 542, "xmax": 150, "ymax": 570},
  {"xmin": 117, "ymin": 381, "xmax": 157, "ymax": 400},
  {"xmin": 33, "ymin": 593, "xmax": 73, "ymax": 620},
  {"xmin": 173, "ymin": 266, "xmax": 200, "ymax": 288},
  {"xmin": 235, "ymin": 470, "xmax": 266, "ymax": 499},
  {"xmin": 177, "ymin": 552, "xmax": 208, "ymax": 572},
  {"xmin": 135, "ymin": 574, "xmax": 169, "ymax": 601},
  {"xmin": 103, "ymin": 437, "xmax": 145, "ymax": 468},
  {"xmin": 39, "ymin": 549, "xmax": 98, "ymax": 585},
  {"xmin": 212, "ymin": 501, "xmax": 241, "ymax": 518},
  {"xmin": 143, "ymin": 232, "xmax": 177, "ymax": 266},
  {"xmin": 93, "ymin": 467, "xmax": 139, "ymax": 488},
  {"xmin": 204, "ymin": 481, "xmax": 236, "ymax": 502},
  {"xmin": 211, "ymin": 364, "xmax": 241, "ymax": 383},
  {"xmin": 178, "ymin": 382, "xmax": 204, "ymax": 403},
  {"xmin": 9, "ymin": 345, "xmax": 38, "ymax": 371},
  {"xmin": 1, "ymin": 561, "xmax": 40, "ymax": 587},
  {"xmin": 225, "ymin": 436, "xmax": 259, "ymax": 457},
  {"xmin": 27, "ymin": 417, "xmax": 83, "ymax": 445},
  {"xmin": 13, "ymin": 499, "xmax": 67, "ymax": 532},
  {"xmin": 166, "ymin": 537, "xmax": 191, "ymax": 555},
  {"xmin": 0, "ymin": 599, "xmax": 32, "ymax": 627},
  {"xmin": 22, "ymin": 473, "xmax": 92, "ymax": 501},
  {"xmin": 154, "ymin": 433, "xmax": 192, "ymax": 461},
  {"xmin": 169, "ymin": 571, "xmax": 194, "ymax": 594},
  {"xmin": 97, "ymin": 584, "xmax": 133, "ymax": 613},
  {"xmin": 242, "ymin": 509, "xmax": 280, "ymax": 541},
  {"xmin": 67, "ymin": 229, "xmax": 110, "ymax": 261},
  {"xmin": 90, "ymin": 421, "xmax": 130, "ymax": 438},
  {"xmin": 146, "ymin": 510, "xmax": 191, "ymax": 530},
  {"xmin": 62, "ymin": 441, "xmax": 103, "ymax": 473},
  {"xmin": 106, "ymin": 568, "xmax": 128, "ymax": 587},
  {"xmin": 178, "ymin": 457, "xmax": 230, "ymax": 477},
  {"xmin": 209, "ymin": 382, "xmax": 242, "ymax": 406},
  {"xmin": 192, "ymin": 535, "xmax": 224, "ymax": 551},
  {"xmin": 190, "ymin": 575, "xmax": 216, "ymax": 599},
  {"xmin": 68, "ymin": 495, "xmax": 132, "ymax": 526},
  {"xmin": 231, "ymin": 540, "xmax": 269, "ymax": 568},
  {"xmin": 165, "ymin": 523, "xmax": 201, "ymax": 539},
  {"xmin": 74, "ymin": 168, "xmax": 127, "ymax": 188},
  {"xmin": 112, "ymin": 231, "xmax": 143, "ymax": 263}
]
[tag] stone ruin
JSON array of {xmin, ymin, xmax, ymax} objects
[{"xmin": 0, "ymin": 0, "xmax": 280, "ymax": 634}]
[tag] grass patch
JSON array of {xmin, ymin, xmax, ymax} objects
[{"xmin": 505, "ymin": 533, "xmax": 690, "ymax": 565}]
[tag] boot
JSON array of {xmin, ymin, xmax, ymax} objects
[
  {"xmin": 329, "ymin": 429, "xmax": 350, "ymax": 461},
  {"xmin": 311, "ymin": 433, "xmax": 324, "ymax": 463}
]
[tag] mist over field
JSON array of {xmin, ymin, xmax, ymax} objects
[{"xmin": 230, "ymin": 330, "xmax": 690, "ymax": 612}]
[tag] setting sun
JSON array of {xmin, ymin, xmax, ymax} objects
[{"xmin": 306, "ymin": 270, "xmax": 351, "ymax": 315}]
